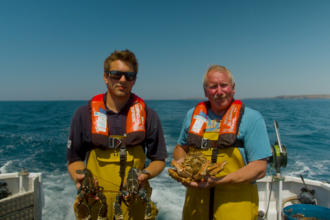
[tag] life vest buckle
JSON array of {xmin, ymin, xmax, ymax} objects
[
  {"xmin": 109, "ymin": 137, "xmax": 122, "ymax": 148},
  {"xmin": 201, "ymin": 138, "xmax": 209, "ymax": 149}
]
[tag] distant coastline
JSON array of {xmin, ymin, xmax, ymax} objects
[
  {"xmin": 181, "ymin": 94, "xmax": 330, "ymax": 100},
  {"xmin": 244, "ymin": 94, "xmax": 330, "ymax": 100}
]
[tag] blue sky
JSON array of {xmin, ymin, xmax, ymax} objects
[{"xmin": 1, "ymin": 0, "xmax": 329, "ymax": 101}]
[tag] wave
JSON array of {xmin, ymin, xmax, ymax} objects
[{"xmin": 1, "ymin": 99, "xmax": 330, "ymax": 219}]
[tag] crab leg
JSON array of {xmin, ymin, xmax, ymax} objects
[
  {"xmin": 171, "ymin": 160, "xmax": 193, "ymax": 178},
  {"xmin": 207, "ymin": 160, "xmax": 227, "ymax": 176},
  {"xmin": 193, "ymin": 161, "xmax": 211, "ymax": 182},
  {"xmin": 168, "ymin": 168, "xmax": 192, "ymax": 183}
]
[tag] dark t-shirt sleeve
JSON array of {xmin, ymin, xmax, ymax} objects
[
  {"xmin": 145, "ymin": 108, "xmax": 168, "ymax": 161},
  {"xmin": 66, "ymin": 105, "xmax": 90, "ymax": 162}
]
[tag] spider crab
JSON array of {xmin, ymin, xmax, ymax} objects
[
  {"xmin": 73, "ymin": 168, "xmax": 108, "ymax": 220},
  {"xmin": 114, "ymin": 167, "xmax": 152, "ymax": 220},
  {"xmin": 168, "ymin": 150, "xmax": 227, "ymax": 183}
]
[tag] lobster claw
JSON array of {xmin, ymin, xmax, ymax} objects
[
  {"xmin": 73, "ymin": 169, "xmax": 108, "ymax": 220},
  {"xmin": 73, "ymin": 196, "xmax": 91, "ymax": 220},
  {"xmin": 113, "ymin": 167, "xmax": 153, "ymax": 220}
]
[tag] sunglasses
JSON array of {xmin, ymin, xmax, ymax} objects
[{"xmin": 106, "ymin": 71, "xmax": 137, "ymax": 81}]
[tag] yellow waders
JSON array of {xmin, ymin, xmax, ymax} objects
[
  {"xmin": 75, "ymin": 137, "xmax": 158, "ymax": 220},
  {"xmin": 182, "ymin": 132, "xmax": 259, "ymax": 220}
]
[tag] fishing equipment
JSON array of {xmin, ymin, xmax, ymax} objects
[
  {"xmin": 266, "ymin": 121, "xmax": 287, "ymax": 173},
  {"xmin": 261, "ymin": 120, "xmax": 288, "ymax": 220},
  {"xmin": 261, "ymin": 121, "xmax": 319, "ymax": 220}
]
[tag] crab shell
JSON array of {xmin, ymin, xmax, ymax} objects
[{"xmin": 168, "ymin": 151, "xmax": 227, "ymax": 183}]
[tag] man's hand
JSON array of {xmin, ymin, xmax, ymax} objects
[
  {"xmin": 182, "ymin": 159, "xmax": 268, "ymax": 189},
  {"xmin": 137, "ymin": 160, "xmax": 166, "ymax": 189},
  {"xmin": 175, "ymin": 157, "xmax": 185, "ymax": 165},
  {"xmin": 182, "ymin": 176, "xmax": 220, "ymax": 189},
  {"xmin": 138, "ymin": 172, "xmax": 150, "ymax": 189},
  {"xmin": 75, "ymin": 172, "xmax": 85, "ymax": 190},
  {"xmin": 67, "ymin": 161, "xmax": 86, "ymax": 190},
  {"xmin": 75, "ymin": 171, "xmax": 100, "ymax": 200}
]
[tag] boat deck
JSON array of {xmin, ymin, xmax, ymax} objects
[
  {"xmin": 0, "ymin": 171, "xmax": 43, "ymax": 220},
  {"xmin": 257, "ymin": 175, "xmax": 330, "ymax": 220}
]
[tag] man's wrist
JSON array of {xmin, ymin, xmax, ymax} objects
[
  {"xmin": 138, "ymin": 172, "xmax": 150, "ymax": 182},
  {"xmin": 142, "ymin": 170, "xmax": 151, "ymax": 178}
]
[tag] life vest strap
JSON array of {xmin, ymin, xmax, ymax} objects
[
  {"xmin": 89, "ymin": 136, "xmax": 128, "ymax": 174},
  {"xmin": 211, "ymin": 147, "xmax": 218, "ymax": 163},
  {"xmin": 209, "ymin": 147, "xmax": 218, "ymax": 220},
  {"xmin": 119, "ymin": 144, "xmax": 126, "ymax": 174},
  {"xmin": 209, "ymin": 187, "xmax": 215, "ymax": 220},
  {"xmin": 107, "ymin": 136, "xmax": 127, "ymax": 174},
  {"xmin": 196, "ymin": 138, "xmax": 244, "ymax": 149},
  {"xmin": 109, "ymin": 137, "xmax": 126, "ymax": 149}
]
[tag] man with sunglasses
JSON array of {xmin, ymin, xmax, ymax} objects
[
  {"xmin": 66, "ymin": 49, "xmax": 168, "ymax": 220},
  {"xmin": 172, "ymin": 65, "xmax": 272, "ymax": 220}
]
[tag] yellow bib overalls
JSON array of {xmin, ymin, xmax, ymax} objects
[
  {"xmin": 182, "ymin": 132, "xmax": 259, "ymax": 220},
  {"xmin": 79, "ymin": 137, "xmax": 158, "ymax": 220}
]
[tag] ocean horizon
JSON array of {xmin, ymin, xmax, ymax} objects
[{"xmin": 1, "ymin": 93, "xmax": 330, "ymax": 102}]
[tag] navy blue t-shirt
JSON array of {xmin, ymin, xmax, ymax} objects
[{"xmin": 66, "ymin": 94, "xmax": 168, "ymax": 162}]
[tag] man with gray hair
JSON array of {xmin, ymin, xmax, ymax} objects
[{"xmin": 173, "ymin": 65, "xmax": 272, "ymax": 220}]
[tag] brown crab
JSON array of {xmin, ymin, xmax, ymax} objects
[
  {"xmin": 73, "ymin": 168, "xmax": 108, "ymax": 220},
  {"xmin": 168, "ymin": 150, "xmax": 227, "ymax": 183}
]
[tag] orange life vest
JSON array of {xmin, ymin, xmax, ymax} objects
[
  {"xmin": 85, "ymin": 94, "xmax": 159, "ymax": 220},
  {"xmin": 89, "ymin": 93, "xmax": 147, "ymax": 148},
  {"xmin": 187, "ymin": 100, "xmax": 245, "ymax": 149}
]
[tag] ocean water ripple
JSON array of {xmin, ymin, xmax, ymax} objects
[{"xmin": 1, "ymin": 99, "xmax": 330, "ymax": 220}]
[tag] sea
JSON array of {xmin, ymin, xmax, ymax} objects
[{"xmin": 1, "ymin": 99, "xmax": 330, "ymax": 220}]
